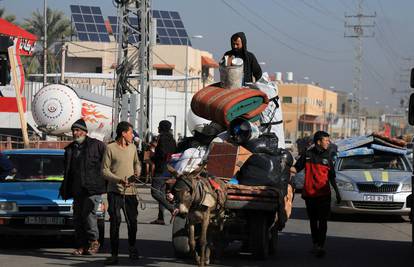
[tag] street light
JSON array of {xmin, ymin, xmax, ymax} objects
[{"xmin": 184, "ymin": 34, "xmax": 203, "ymax": 137}]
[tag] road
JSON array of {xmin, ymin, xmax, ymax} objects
[{"xmin": 0, "ymin": 188, "xmax": 413, "ymax": 267}]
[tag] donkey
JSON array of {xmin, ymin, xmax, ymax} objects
[{"xmin": 169, "ymin": 165, "xmax": 227, "ymax": 266}]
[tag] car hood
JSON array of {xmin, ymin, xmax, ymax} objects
[
  {"xmin": 0, "ymin": 182, "xmax": 71, "ymax": 205},
  {"xmin": 336, "ymin": 169, "xmax": 411, "ymax": 184}
]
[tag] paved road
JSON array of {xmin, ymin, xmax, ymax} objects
[{"xmin": 0, "ymin": 188, "xmax": 413, "ymax": 267}]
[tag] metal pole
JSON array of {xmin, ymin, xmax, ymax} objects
[
  {"xmin": 60, "ymin": 44, "xmax": 66, "ymax": 83},
  {"xmin": 183, "ymin": 37, "xmax": 189, "ymax": 137},
  {"xmin": 43, "ymin": 0, "xmax": 47, "ymax": 86},
  {"xmin": 295, "ymin": 83, "xmax": 300, "ymax": 141}
]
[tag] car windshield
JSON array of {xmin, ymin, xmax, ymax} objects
[
  {"xmin": 339, "ymin": 152, "xmax": 410, "ymax": 171},
  {"xmin": 4, "ymin": 154, "xmax": 64, "ymax": 182}
]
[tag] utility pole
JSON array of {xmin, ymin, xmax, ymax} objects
[
  {"xmin": 43, "ymin": 0, "xmax": 47, "ymax": 86},
  {"xmin": 112, "ymin": 0, "xmax": 152, "ymax": 138},
  {"xmin": 344, "ymin": 0, "xmax": 375, "ymax": 136}
]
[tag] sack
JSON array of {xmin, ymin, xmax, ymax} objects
[
  {"xmin": 237, "ymin": 148, "xmax": 293, "ymax": 192},
  {"xmin": 248, "ymin": 73, "xmax": 285, "ymax": 149}
]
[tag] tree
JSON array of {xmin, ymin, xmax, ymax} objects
[
  {"xmin": 21, "ymin": 8, "xmax": 71, "ymax": 75},
  {"xmin": 0, "ymin": 8, "xmax": 16, "ymax": 23}
]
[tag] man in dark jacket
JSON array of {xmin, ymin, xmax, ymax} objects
[
  {"xmin": 59, "ymin": 119, "xmax": 106, "ymax": 256},
  {"xmin": 290, "ymin": 131, "xmax": 341, "ymax": 257},
  {"xmin": 150, "ymin": 120, "xmax": 176, "ymax": 225},
  {"xmin": 224, "ymin": 32, "xmax": 262, "ymax": 84}
]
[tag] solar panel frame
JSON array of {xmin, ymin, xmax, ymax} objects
[
  {"xmin": 71, "ymin": 5, "xmax": 110, "ymax": 42},
  {"xmin": 107, "ymin": 10, "xmax": 190, "ymax": 46}
]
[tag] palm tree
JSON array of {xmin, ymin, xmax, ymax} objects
[
  {"xmin": 0, "ymin": 8, "xmax": 16, "ymax": 23},
  {"xmin": 21, "ymin": 8, "xmax": 71, "ymax": 75}
]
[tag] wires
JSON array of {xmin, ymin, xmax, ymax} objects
[
  {"xmin": 237, "ymin": 0, "xmax": 347, "ymax": 54},
  {"xmin": 221, "ymin": 0, "xmax": 348, "ymax": 63}
]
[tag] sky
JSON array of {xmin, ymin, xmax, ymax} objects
[{"xmin": 1, "ymin": 0, "xmax": 414, "ymax": 112}]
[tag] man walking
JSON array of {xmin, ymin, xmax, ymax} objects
[
  {"xmin": 59, "ymin": 118, "xmax": 106, "ymax": 256},
  {"xmin": 102, "ymin": 121, "xmax": 141, "ymax": 265},
  {"xmin": 150, "ymin": 120, "xmax": 176, "ymax": 225},
  {"xmin": 290, "ymin": 131, "xmax": 341, "ymax": 257}
]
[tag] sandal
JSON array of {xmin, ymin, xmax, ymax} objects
[
  {"xmin": 71, "ymin": 247, "xmax": 85, "ymax": 256},
  {"xmin": 85, "ymin": 240, "xmax": 100, "ymax": 255}
]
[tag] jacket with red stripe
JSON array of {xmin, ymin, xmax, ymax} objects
[{"xmin": 294, "ymin": 145, "xmax": 338, "ymax": 198}]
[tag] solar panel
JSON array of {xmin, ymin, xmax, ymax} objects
[
  {"xmin": 107, "ymin": 10, "xmax": 191, "ymax": 46},
  {"xmin": 70, "ymin": 5, "xmax": 110, "ymax": 42}
]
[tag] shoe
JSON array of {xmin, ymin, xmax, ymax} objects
[
  {"xmin": 71, "ymin": 247, "xmax": 85, "ymax": 256},
  {"xmin": 104, "ymin": 255, "xmax": 119, "ymax": 265},
  {"xmin": 150, "ymin": 219, "xmax": 165, "ymax": 225},
  {"xmin": 309, "ymin": 244, "xmax": 318, "ymax": 254},
  {"xmin": 129, "ymin": 246, "xmax": 140, "ymax": 260},
  {"xmin": 315, "ymin": 247, "xmax": 326, "ymax": 258},
  {"xmin": 85, "ymin": 240, "xmax": 100, "ymax": 255}
]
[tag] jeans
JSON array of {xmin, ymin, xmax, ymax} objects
[
  {"xmin": 73, "ymin": 194, "xmax": 101, "ymax": 247},
  {"xmin": 107, "ymin": 192, "xmax": 138, "ymax": 256},
  {"xmin": 151, "ymin": 176, "xmax": 174, "ymax": 221},
  {"xmin": 305, "ymin": 195, "xmax": 331, "ymax": 247}
]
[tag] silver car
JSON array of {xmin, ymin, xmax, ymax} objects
[{"xmin": 331, "ymin": 152, "xmax": 412, "ymax": 215}]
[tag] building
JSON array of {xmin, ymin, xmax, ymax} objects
[
  {"xmin": 65, "ymin": 6, "xmax": 218, "ymax": 93},
  {"xmin": 278, "ymin": 83, "xmax": 337, "ymax": 140},
  {"xmin": 64, "ymin": 41, "xmax": 218, "ymax": 93}
]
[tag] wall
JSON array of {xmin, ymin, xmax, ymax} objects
[{"xmin": 278, "ymin": 83, "xmax": 337, "ymax": 140}]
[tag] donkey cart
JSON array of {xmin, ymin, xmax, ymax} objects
[{"xmin": 172, "ymin": 182, "xmax": 282, "ymax": 261}]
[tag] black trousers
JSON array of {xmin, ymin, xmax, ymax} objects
[
  {"xmin": 304, "ymin": 195, "xmax": 331, "ymax": 247},
  {"xmin": 151, "ymin": 176, "xmax": 174, "ymax": 221},
  {"xmin": 107, "ymin": 192, "xmax": 138, "ymax": 256}
]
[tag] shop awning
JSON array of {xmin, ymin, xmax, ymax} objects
[
  {"xmin": 153, "ymin": 63, "xmax": 175, "ymax": 69},
  {"xmin": 201, "ymin": 56, "xmax": 219, "ymax": 68},
  {"xmin": 0, "ymin": 18, "xmax": 37, "ymax": 56}
]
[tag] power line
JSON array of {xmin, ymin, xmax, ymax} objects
[
  {"xmin": 237, "ymin": 0, "xmax": 348, "ymax": 54},
  {"xmin": 221, "ymin": 0, "xmax": 348, "ymax": 63},
  {"xmin": 299, "ymin": 0, "xmax": 344, "ymax": 23},
  {"xmin": 270, "ymin": 0, "xmax": 338, "ymax": 32}
]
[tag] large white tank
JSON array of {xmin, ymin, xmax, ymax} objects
[{"xmin": 32, "ymin": 84, "xmax": 112, "ymax": 141}]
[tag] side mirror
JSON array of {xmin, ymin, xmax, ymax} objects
[
  {"xmin": 411, "ymin": 68, "xmax": 414, "ymax": 88},
  {"xmin": 409, "ymin": 93, "xmax": 414, "ymax": 126}
]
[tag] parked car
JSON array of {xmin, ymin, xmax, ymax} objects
[
  {"xmin": 331, "ymin": 151, "xmax": 412, "ymax": 215},
  {"xmin": 0, "ymin": 149, "xmax": 105, "ymax": 243}
]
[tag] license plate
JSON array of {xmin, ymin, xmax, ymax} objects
[
  {"xmin": 24, "ymin": 216, "xmax": 65, "ymax": 225},
  {"xmin": 363, "ymin": 195, "xmax": 394, "ymax": 202}
]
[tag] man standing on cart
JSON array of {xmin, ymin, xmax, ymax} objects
[{"xmin": 290, "ymin": 131, "xmax": 341, "ymax": 257}]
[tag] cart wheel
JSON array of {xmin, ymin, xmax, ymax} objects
[
  {"xmin": 249, "ymin": 213, "xmax": 269, "ymax": 260},
  {"xmin": 172, "ymin": 215, "xmax": 190, "ymax": 258},
  {"xmin": 269, "ymin": 227, "xmax": 278, "ymax": 255}
]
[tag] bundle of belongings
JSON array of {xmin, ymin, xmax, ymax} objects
[
  {"xmin": 174, "ymin": 59, "xmax": 292, "ymax": 229},
  {"xmin": 335, "ymin": 132, "xmax": 407, "ymax": 156}
]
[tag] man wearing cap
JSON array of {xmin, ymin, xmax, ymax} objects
[
  {"xmin": 59, "ymin": 118, "xmax": 106, "ymax": 256},
  {"xmin": 150, "ymin": 120, "xmax": 177, "ymax": 225}
]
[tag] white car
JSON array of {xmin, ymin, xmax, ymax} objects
[{"xmin": 331, "ymin": 151, "xmax": 412, "ymax": 215}]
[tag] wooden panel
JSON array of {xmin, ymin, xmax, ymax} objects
[{"xmin": 207, "ymin": 142, "xmax": 251, "ymax": 178}]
